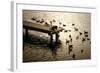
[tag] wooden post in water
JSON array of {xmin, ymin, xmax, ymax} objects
[{"xmin": 25, "ymin": 28, "xmax": 28, "ymax": 40}]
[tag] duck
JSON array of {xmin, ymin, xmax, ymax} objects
[
  {"xmin": 68, "ymin": 44, "xmax": 73, "ymax": 54},
  {"xmin": 51, "ymin": 26, "xmax": 58, "ymax": 31},
  {"xmin": 31, "ymin": 17, "xmax": 36, "ymax": 20},
  {"xmin": 87, "ymin": 38, "xmax": 90, "ymax": 40},
  {"xmin": 72, "ymin": 23, "xmax": 75, "ymax": 26},
  {"xmin": 69, "ymin": 45, "xmax": 73, "ymax": 48},
  {"xmin": 40, "ymin": 19, "xmax": 44, "ymax": 23},
  {"xmin": 84, "ymin": 31, "xmax": 88, "ymax": 34},
  {"xmin": 79, "ymin": 32, "xmax": 82, "ymax": 36},
  {"xmin": 85, "ymin": 34, "xmax": 88, "ymax": 37},
  {"xmin": 74, "ymin": 27, "xmax": 78, "ymax": 31},
  {"xmin": 36, "ymin": 20, "xmax": 40, "ymax": 23},
  {"xmin": 66, "ymin": 39, "xmax": 69, "ymax": 45},
  {"xmin": 69, "ymin": 35, "xmax": 71, "ymax": 38},
  {"xmin": 44, "ymin": 22, "xmax": 49, "ymax": 26},
  {"xmin": 82, "ymin": 37, "xmax": 86, "ymax": 42},
  {"xmin": 63, "ymin": 24, "xmax": 66, "ymax": 27},
  {"xmin": 64, "ymin": 30, "xmax": 68, "ymax": 32},
  {"xmin": 70, "ymin": 38, "xmax": 72, "ymax": 42},
  {"xmin": 76, "ymin": 36, "xmax": 79, "ymax": 40}
]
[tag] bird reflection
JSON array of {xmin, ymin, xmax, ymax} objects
[
  {"xmin": 72, "ymin": 53, "xmax": 75, "ymax": 60},
  {"xmin": 68, "ymin": 45, "xmax": 73, "ymax": 54},
  {"xmin": 51, "ymin": 48, "xmax": 57, "ymax": 60},
  {"xmin": 76, "ymin": 36, "xmax": 79, "ymax": 40},
  {"xmin": 81, "ymin": 49, "xmax": 84, "ymax": 53}
]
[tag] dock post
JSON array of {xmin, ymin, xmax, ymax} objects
[
  {"xmin": 55, "ymin": 33, "xmax": 59, "ymax": 45},
  {"xmin": 25, "ymin": 28, "xmax": 28, "ymax": 40}
]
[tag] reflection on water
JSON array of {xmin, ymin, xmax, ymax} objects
[{"xmin": 23, "ymin": 10, "xmax": 91, "ymax": 62}]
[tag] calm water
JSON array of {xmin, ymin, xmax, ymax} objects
[{"xmin": 23, "ymin": 10, "xmax": 91, "ymax": 62}]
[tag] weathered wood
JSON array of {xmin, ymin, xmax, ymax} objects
[
  {"xmin": 55, "ymin": 33, "xmax": 59, "ymax": 45},
  {"xmin": 23, "ymin": 20, "xmax": 63, "ymax": 47},
  {"xmin": 23, "ymin": 21, "xmax": 63, "ymax": 34},
  {"xmin": 25, "ymin": 28, "xmax": 28, "ymax": 40}
]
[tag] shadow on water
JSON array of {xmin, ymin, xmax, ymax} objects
[
  {"xmin": 23, "ymin": 33, "xmax": 62, "ymax": 61},
  {"xmin": 23, "ymin": 34, "xmax": 61, "ymax": 47},
  {"xmin": 48, "ymin": 40, "xmax": 62, "ymax": 60},
  {"xmin": 23, "ymin": 34, "xmax": 49, "ymax": 47}
]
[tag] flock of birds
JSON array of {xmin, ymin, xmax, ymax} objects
[
  {"xmin": 30, "ymin": 16, "xmax": 91, "ymax": 60},
  {"xmin": 31, "ymin": 17, "xmax": 52, "ymax": 27},
  {"xmin": 63, "ymin": 23, "xmax": 90, "ymax": 60},
  {"xmin": 65, "ymin": 31, "xmax": 90, "ymax": 59}
]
